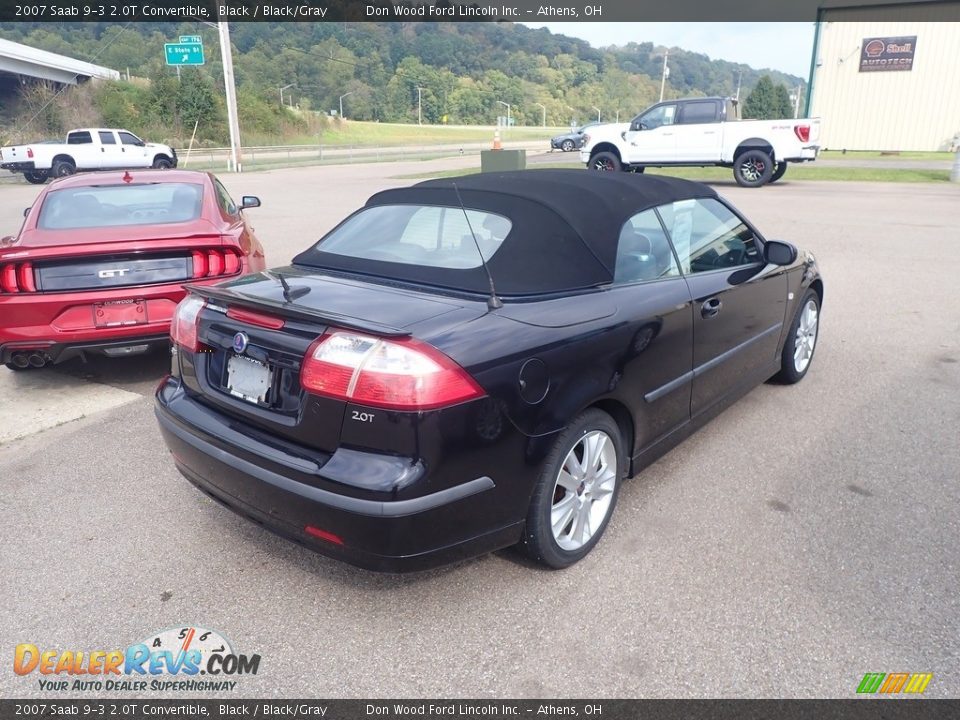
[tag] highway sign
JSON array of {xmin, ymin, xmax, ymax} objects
[
  {"xmin": 179, "ymin": 35, "xmax": 203, "ymax": 44},
  {"xmin": 165, "ymin": 43, "xmax": 204, "ymax": 66}
]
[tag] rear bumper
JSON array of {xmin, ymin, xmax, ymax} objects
[
  {"xmin": 784, "ymin": 145, "xmax": 820, "ymax": 162},
  {"xmin": 154, "ymin": 378, "xmax": 523, "ymax": 572},
  {"xmin": 0, "ymin": 162, "xmax": 36, "ymax": 172},
  {"xmin": 0, "ymin": 277, "xmax": 227, "ymax": 364}
]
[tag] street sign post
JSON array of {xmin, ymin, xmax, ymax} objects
[
  {"xmin": 179, "ymin": 35, "xmax": 202, "ymax": 44},
  {"xmin": 164, "ymin": 43, "xmax": 204, "ymax": 66}
]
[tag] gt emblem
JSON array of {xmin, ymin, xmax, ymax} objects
[
  {"xmin": 233, "ymin": 332, "xmax": 249, "ymax": 354},
  {"xmin": 98, "ymin": 268, "xmax": 130, "ymax": 278}
]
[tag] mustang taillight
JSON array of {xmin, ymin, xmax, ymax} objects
[
  {"xmin": 794, "ymin": 124, "xmax": 811, "ymax": 143},
  {"xmin": 300, "ymin": 330, "xmax": 485, "ymax": 411},
  {"xmin": 0, "ymin": 262, "xmax": 36, "ymax": 293},
  {"xmin": 191, "ymin": 248, "xmax": 241, "ymax": 279},
  {"xmin": 170, "ymin": 295, "xmax": 207, "ymax": 351}
]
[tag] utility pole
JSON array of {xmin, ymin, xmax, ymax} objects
[
  {"xmin": 659, "ymin": 50, "xmax": 669, "ymax": 102},
  {"xmin": 592, "ymin": 106, "xmax": 601, "ymax": 122},
  {"xmin": 735, "ymin": 69, "xmax": 743, "ymax": 101},
  {"xmin": 534, "ymin": 102, "xmax": 546, "ymax": 127},
  {"xmin": 279, "ymin": 83, "xmax": 294, "ymax": 107},
  {"xmin": 217, "ymin": 19, "xmax": 242, "ymax": 172},
  {"xmin": 339, "ymin": 91, "xmax": 354, "ymax": 120},
  {"xmin": 416, "ymin": 86, "xmax": 423, "ymax": 125},
  {"xmin": 794, "ymin": 84, "xmax": 802, "ymax": 118}
]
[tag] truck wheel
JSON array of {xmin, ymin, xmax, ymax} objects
[
  {"xmin": 152, "ymin": 156, "xmax": 173, "ymax": 169},
  {"xmin": 24, "ymin": 170, "xmax": 49, "ymax": 184},
  {"xmin": 734, "ymin": 150, "xmax": 773, "ymax": 188},
  {"xmin": 770, "ymin": 162, "xmax": 788, "ymax": 183},
  {"xmin": 51, "ymin": 160, "xmax": 76, "ymax": 178},
  {"xmin": 590, "ymin": 152, "xmax": 622, "ymax": 172}
]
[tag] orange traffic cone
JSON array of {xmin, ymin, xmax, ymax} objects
[{"xmin": 492, "ymin": 128, "xmax": 502, "ymax": 150}]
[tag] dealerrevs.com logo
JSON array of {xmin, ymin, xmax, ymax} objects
[{"xmin": 14, "ymin": 626, "xmax": 261, "ymax": 692}]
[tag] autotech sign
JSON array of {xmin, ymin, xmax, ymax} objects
[{"xmin": 859, "ymin": 36, "xmax": 918, "ymax": 72}]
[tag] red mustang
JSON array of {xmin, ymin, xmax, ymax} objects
[{"xmin": 0, "ymin": 169, "xmax": 266, "ymax": 370}]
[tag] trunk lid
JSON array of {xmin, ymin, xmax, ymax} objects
[{"xmin": 183, "ymin": 269, "xmax": 483, "ymax": 453}]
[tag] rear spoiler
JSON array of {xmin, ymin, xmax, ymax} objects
[{"xmin": 184, "ymin": 283, "xmax": 411, "ymax": 338}]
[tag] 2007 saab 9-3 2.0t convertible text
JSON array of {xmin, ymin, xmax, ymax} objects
[{"xmin": 155, "ymin": 170, "xmax": 823, "ymax": 572}]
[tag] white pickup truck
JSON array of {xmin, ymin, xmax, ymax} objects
[
  {"xmin": 0, "ymin": 128, "xmax": 177, "ymax": 184},
  {"xmin": 580, "ymin": 97, "xmax": 821, "ymax": 187}
]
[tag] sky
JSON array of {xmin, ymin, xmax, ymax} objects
[{"xmin": 520, "ymin": 23, "xmax": 817, "ymax": 78}]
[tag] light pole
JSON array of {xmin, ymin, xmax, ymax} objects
[
  {"xmin": 534, "ymin": 102, "xmax": 546, "ymax": 127},
  {"xmin": 497, "ymin": 100, "xmax": 511, "ymax": 131},
  {"xmin": 339, "ymin": 91, "xmax": 354, "ymax": 120},
  {"xmin": 592, "ymin": 106, "xmax": 601, "ymax": 122},
  {"xmin": 416, "ymin": 86, "xmax": 423, "ymax": 125},
  {"xmin": 659, "ymin": 50, "xmax": 670, "ymax": 102},
  {"xmin": 279, "ymin": 83, "xmax": 294, "ymax": 107}
]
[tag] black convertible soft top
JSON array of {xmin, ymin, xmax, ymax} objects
[{"xmin": 300, "ymin": 169, "xmax": 717, "ymax": 297}]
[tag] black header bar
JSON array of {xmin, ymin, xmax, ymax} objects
[{"xmin": 2, "ymin": 0, "xmax": 959, "ymax": 22}]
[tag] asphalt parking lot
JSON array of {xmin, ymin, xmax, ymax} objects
[{"xmin": 1, "ymin": 157, "xmax": 959, "ymax": 699}]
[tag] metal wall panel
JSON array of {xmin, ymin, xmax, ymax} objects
[{"xmin": 809, "ymin": 11, "xmax": 960, "ymax": 151}]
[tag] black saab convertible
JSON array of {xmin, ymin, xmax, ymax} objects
[{"xmin": 155, "ymin": 170, "xmax": 822, "ymax": 571}]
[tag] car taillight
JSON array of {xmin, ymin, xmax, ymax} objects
[
  {"xmin": 0, "ymin": 262, "xmax": 36, "ymax": 293},
  {"xmin": 794, "ymin": 124, "xmax": 811, "ymax": 143},
  {"xmin": 191, "ymin": 249, "xmax": 241, "ymax": 278},
  {"xmin": 170, "ymin": 295, "xmax": 207, "ymax": 351},
  {"xmin": 27, "ymin": 147, "xmax": 34, "ymax": 159},
  {"xmin": 301, "ymin": 330, "xmax": 485, "ymax": 411}
]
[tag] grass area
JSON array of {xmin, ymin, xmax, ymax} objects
[
  {"xmin": 393, "ymin": 164, "xmax": 950, "ymax": 183},
  {"xmin": 271, "ymin": 120, "xmax": 565, "ymax": 147},
  {"xmin": 819, "ymin": 150, "xmax": 953, "ymax": 161}
]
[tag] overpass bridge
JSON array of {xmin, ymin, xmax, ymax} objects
[{"xmin": 0, "ymin": 39, "xmax": 119, "ymax": 86}]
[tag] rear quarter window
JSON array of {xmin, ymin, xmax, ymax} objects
[{"xmin": 67, "ymin": 132, "xmax": 92, "ymax": 145}]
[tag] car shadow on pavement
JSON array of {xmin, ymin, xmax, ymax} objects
[{"xmin": 48, "ymin": 346, "xmax": 171, "ymax": 395}]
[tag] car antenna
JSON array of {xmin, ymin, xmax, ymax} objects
[
  {"xmin": 452, "ymin": 182, "xmax": 502, "ymax": 311},
  {"xmin": 269, "ymin": 270, "xmax": 309, "ymax": 303}
]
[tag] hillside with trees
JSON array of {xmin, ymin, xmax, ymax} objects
[{"xmin": 0, "ymin": 22, "xmax": 804, "ymax": 144}]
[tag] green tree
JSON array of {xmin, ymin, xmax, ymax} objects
[
  {"xmin": 773, "ymin": 83, "xmax": 795, "ymax": 119},
  {"xmin": 743, "ymin": 75, "xmax": 779, "ymax": 120}
]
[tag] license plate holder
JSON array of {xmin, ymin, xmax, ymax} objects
[
  {"xmin": 94, "ymin": 299, "xmax": 147, "ymax": 328},
  {"xmin": 226, "ymin": 354, "xmax": 273, "ymax": 405}
]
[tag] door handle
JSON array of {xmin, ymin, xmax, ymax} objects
[{"xmin": 700, "ymin": 297, "xmax": 722, "ymax": 318}]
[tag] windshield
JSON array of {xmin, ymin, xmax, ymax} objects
[
  {"xmin": 37, "ymin": 183, "xmax": 203, "ymax": 230},
  {"xmin": 311, "ymin": 205, "xmax": 512, "ymax": 269}
]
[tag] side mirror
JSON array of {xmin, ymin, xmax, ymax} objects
[
  {"xmin": 764, "ymin": 240, "xmax": 798, "ymax": 266},
  {"xmin": 241, "ymin": 196, "xmax": 261, "ymax": 209}
]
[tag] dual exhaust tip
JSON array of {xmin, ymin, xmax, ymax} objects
[{"xmin": 9, "ymin": 352, "xmax": 49, "ymax": 369}]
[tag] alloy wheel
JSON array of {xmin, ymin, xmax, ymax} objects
[
  {"xmin": 739, "ymin": 157, "xmax": 766, "ymax": 183},
  {"xmin": 550, "ymin": 430, "xmax": 617, "ymax": 551},
  {"xmin": 793, "ymin": 299, "xmax": 819, "ymax": 373}
]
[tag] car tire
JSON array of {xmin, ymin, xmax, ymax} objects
[
  {"xmin": 51, "ymin": 160, "xmax": 76, "ymax": 178},
  {"xmin": 561, "ymin": 139, "xmax": 575, "ymax": 152},
  {"xmin": 520, "ymin": 409, "xmax": 625, "ymax": 569},
  {"xmin": 589, "ymin": 151, "xmax": 622, "ymax": 172},
  {"xmin": 733, "ymin": 149, "xmax": 773, "ymax": 188},
  {"xmin": 773, "ymin": 288, "xmax": 820, "ymax": 384},
  {"xmin": 152, "ymin": 156, "xmax": 174, "ymax": 169},
  {"xmin": 770, "ymin": 161, "xmax": 787, "ymax": 183},
  {"xmin": 24, "ymin": 170, "xmax": 49, "ymax": 184}
]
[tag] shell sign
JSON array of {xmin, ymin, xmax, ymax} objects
[{"xmin": 859, "ymin": 36, "xmax": 918, "ymax": 72}]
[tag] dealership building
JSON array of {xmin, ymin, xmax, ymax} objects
[{"xmin": 806, "ymin": 1, "xmax": 960, "ymax": 151}]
